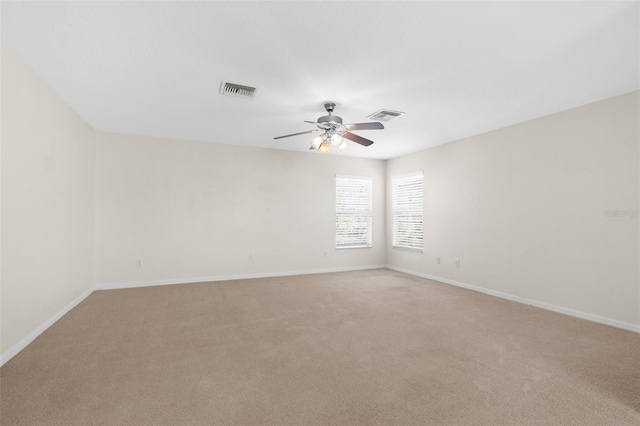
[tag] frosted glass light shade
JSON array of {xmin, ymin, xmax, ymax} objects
[
  {"xmin": 331, "ymin": 134, "xmax": 343, "ymax": 146},
  {"xmin": 318, "ymin": 142, "xmax": 330, "ymax": 153}
]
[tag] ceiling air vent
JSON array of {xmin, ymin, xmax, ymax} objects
[
  {"xmin": 220, "ymin": 81, "xmax": 257, "ymax": 99},
  {"xmin": 366, "ymin": 109, "xmax": 405, "ymax": 122}
]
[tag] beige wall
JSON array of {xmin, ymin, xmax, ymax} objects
[
  {"xmin": 1, "ymin": 45, "xmax": 96, "ymax": 354},
  {"xmin": 94, "ymin": 132, "xmax": 386, "ymax": 287},
  {"xmin": 386, "ymin": 92, "xmax": 640, "ymax": 327}
]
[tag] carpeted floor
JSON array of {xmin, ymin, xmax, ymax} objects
[{"xmin": 1, "ymin": 268, "xmax": 639, "ymax": 425}]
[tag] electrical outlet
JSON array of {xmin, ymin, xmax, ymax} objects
[
  {"xmin": 455, "ymin": 259, "xmax": 460, "ymax": 268},
  {"xmin": 136, "ymin": 259, "xmax": 143, "ymax": 267},
  {"xmin": 436, "ymin": 256, "xmax": 441, "ymax": 264}
]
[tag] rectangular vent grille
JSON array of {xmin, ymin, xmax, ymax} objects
[
  {"xmin": 366, "ymin": 109, "xmax": 405, "ymax": 122},
  {"xmin": 220, "ymin": 81, "xmax": 257, "ymax": 99}
]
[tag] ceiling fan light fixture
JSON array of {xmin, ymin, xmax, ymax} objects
[
  {"xmin": 318, "ymin": 142, "xmax": 331, "ymax": 154},
  {"xmin": 311, "ymin": 136, "xmax": 322, "ymax": 149},
  {"xmin": 337, "ymin": 140, "xmax": 348, "ymax": 150},
  {"xmin": 330, "ymin": 133, "xmax": 343, "ymax": 146}
]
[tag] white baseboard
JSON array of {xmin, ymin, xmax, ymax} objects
[
  {"xmin": 386, "ymin": 265, "xmax": 640, "ymax": 334},
  {"xmin": 11, "ymin": 263, "xmax": 631, "ymax": 368},
  {"xmin": 1, "ymin": 287, "xmax": 94, "ymax": 367},
  {"xmin": 2, "ymin": 264, "xmax": 386, "ymax": 366},
  {"xmin": 95, "ymin": 264, "xmax": 387, "ymax": 291}
]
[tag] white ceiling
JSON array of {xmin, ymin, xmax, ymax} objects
[{"xmin": 2, "ymin": 1, "xmax": 638, "ymax": 160}]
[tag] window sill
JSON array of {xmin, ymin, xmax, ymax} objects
[{"xmin": 392, "ymin": 246, "xmax": 423, "ymax": 253}]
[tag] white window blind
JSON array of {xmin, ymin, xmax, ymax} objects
[
  {"xmin": 392, "ymin": 171, "xmax": 423, "ymax": 251},
  {"xmin": 336, "ymin": 175, "xmax": 372, "ymax": 248}
]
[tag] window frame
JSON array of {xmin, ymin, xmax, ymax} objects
[
  {"xmin": 391, "ymin": 171, "xmax": 424, "ymax": 252},
  {"xmin": 335, "ymin": 174, "xmax": 373, "ymax": 249}
]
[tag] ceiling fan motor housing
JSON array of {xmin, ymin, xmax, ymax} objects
[{"xmin": 317, "ymin": 115, "xmax": 343, "ymax": 125}]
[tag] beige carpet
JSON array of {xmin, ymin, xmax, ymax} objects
[{"xmin": 1, "ymin": 269, "xmax": 639, "ymax": 425}]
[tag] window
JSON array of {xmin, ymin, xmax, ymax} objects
[
  {"xmin": 335, "ymin": 175, "xmax": 372, "ymax": 248},
  {"xmin": 392, "ymin": 171, "xmax": 423, "ymax": 251}
]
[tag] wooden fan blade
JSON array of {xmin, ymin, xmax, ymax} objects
[
  {"xmin": 274, "ymin": 129, "xmax": 318, "ymax": 140},
  {"xmin": 343, "ymin": 131, "xmax": 374, "ymax": 146},
  {"xmin": 344, "ymin": 122, "xmax": 384, "ymax": 131}
]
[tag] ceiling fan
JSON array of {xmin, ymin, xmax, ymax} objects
[{"xmin": 274, "ymin": 102, "xmax": 384, "ymax": 153}]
